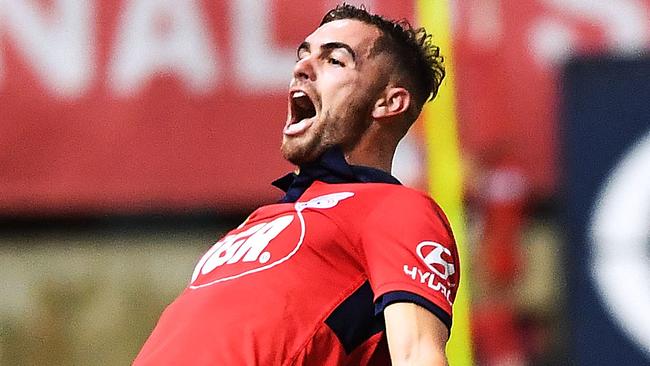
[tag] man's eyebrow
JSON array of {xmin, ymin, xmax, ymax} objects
[
  {"xmin": 297, "ymin": 41, "xmax": 356, "ymax": 61},
  {"xmin": 320, "ymin": 42, "xmax": 356, "ymax": 61}
]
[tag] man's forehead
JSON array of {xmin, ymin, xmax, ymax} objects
[{"xmin": 305, "ymin": 19, "xmax": 380, "ymax": 51}]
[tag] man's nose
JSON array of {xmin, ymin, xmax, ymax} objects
[{"xmin": 293, "ymin": 56, "xmax": 316, "ymax": 81}]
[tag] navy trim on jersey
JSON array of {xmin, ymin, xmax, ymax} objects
[
  {"xmin": 272, "ymin": 146, "xmax": 401, "ymax": 203},
  {"xmin": 375, "ymin": 291, "xmax": 452, "ymax": 332},
  {"xmin": 274, "ymin": 147, "xmax": 452, "ymax": 343},
  {"xmin": 325, "ymin": 281, "xmax": 385, "ymax": 354}
]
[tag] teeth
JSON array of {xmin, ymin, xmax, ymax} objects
[{"xmin": 292, "ymin": 91, "xmax": 306, "ymax": 98}]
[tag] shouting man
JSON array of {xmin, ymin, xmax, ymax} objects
[{"xmin": 135, "ymin": 4, "xmax": 459, "ymax": 365}]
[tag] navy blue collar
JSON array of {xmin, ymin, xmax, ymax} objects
[{"xmin": 272, "ymin": 147, "xmax": 401, "ymax": 203}]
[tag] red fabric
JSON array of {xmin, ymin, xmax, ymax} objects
[
  {"xmin": 455, "ymin": 0, "xmax": 650, "ymax": 197},
  {"xmin": 361, "ymin": 187, "xmax": 459, "ymax": 314},
  {"xmin": 134, "ymin": 181, "xmax": 458, "ymax": 365},
  {"xmin": 472, "ymin": 302, "xmax": 526, "ymax": 366}
]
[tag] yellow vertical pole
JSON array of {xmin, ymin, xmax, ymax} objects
[{"xmin": 416, "ymin": 0, "xmax": 474, "ymax": 365}]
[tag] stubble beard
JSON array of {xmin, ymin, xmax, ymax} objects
[
  {"xmin": 281, "ymin": 127, "xmax": 327, "ymax": 166},
  {"xmin": 280, "ymin": 104, "xmax": 371, "ymax": 166}
]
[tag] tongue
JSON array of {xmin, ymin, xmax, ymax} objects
[{"xmin": 285, "ymin": 118, "xmax": 311, "ymax": 135}]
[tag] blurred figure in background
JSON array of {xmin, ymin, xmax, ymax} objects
[{"xmin": 467, "ymin": 146, "xmax": 529, "ymax": 366}]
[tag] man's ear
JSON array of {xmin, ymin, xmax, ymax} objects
[{"xmin": 372, "ymin": 87, "xmax": 411, "ymax": 120}]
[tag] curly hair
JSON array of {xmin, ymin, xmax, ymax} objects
[{"xmin": 320, "ymin": 3, "xmax": 445, "ymax": 113}]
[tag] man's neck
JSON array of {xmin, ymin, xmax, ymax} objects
[
  {"xmin": 345, "ymin": 150, "xmax": 393, "ymax": 173},
  {"xmin": 343, "ymin": 128, "xmax": 398, "ymax": 173}
]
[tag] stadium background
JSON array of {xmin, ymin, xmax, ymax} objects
[{"xmin": 1, "ymin": 0, "xmax": 649, "ymax": 365}]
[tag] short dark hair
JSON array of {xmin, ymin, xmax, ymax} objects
[{"xmin": 320, "ymin": 3, "xmax": 445, "ymax": 113}]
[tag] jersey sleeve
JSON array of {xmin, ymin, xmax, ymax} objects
[{"xmin": 360, "ymin": 188, "xmax": 460, "ymax": 330}]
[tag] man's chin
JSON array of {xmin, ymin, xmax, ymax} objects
[{"xmin": 281, "ymin": 143, "xmax": 321, "ymax": 166}]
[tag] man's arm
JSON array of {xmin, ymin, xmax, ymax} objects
[{"xmin": 384, "ymin": 302, "xmax": 449, "ymax": 366}]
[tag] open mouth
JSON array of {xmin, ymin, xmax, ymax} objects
[
  {"xmin": 285, "ymin": 90, "xmax": 317, "ymax": 135},
  {"xmin": 291, "ymin": 91, "xmax": 316, "ymax": 123}
]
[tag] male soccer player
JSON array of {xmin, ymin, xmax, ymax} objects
[{"xmin": 134, "ymin": 4, "xmax": 459, "ymax": 365}]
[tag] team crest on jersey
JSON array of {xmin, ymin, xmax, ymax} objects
[{"xmin": 189, "ymin": 192, "xmax": 354, "ymax": 289}]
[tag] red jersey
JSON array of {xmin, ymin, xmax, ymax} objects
[{"xmin": 134, "ymin": 178, "xmax": 459, "ymax": 365}]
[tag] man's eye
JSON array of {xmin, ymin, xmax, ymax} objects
[
  {"xmin": 296, "ymin": 49, "xmax": 309, "ymax": 62},
  {"xmin": 328, "ymin": 57, "xmax": 345, "ymax": 67}
]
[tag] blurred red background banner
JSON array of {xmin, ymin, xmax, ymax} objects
[
  {"xmin": 0, "ymin": 0, "xmax": 414, "ymax": 214},
  {"xmin": 455, "ymin": 0, "xmax": 650, "ymax": 197},
  {"xmin": 2, "ymin": 0, "xmax": 650, "ymax": 214}
]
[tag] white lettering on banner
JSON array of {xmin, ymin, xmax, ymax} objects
[
  {"xmin": 322, "ymin": 0, "xmax": 375, "ymax": 15},
  {"xmin": 108, "ymin": 0, "xmax": 218, "ymax": 96},
  {"xmin": 530, "ymin": 0, "xmax": 647, "ymax": 66},
  {"xmin": 466, "ymin": 0, "xmax": 503, "ymax": 48},
  {"xmin": 529, "ymin": 15, "xmax": 577, "ymax": 66},
  {"xmin": 3, "ymin": 1, "xmax": 650, "ymax": 97},
  {"xmin": 231, "ymin": 0, "xmax": 295, "ymax": 91},
  {"xmin": 403, "ymin": 265, "xmax": 453, "ymax": 305},
  {"xmin": 191, "ymin": 215, "xmax": 294, "ymax": 283},
  {"xmin": 0, "ymin": 0, "xmax": 94, "ymax": 98}
]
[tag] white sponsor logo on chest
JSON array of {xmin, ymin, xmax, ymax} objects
[{"xmin": 189, "ymin": 192, "xmax": 354, "ymax": 289}]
